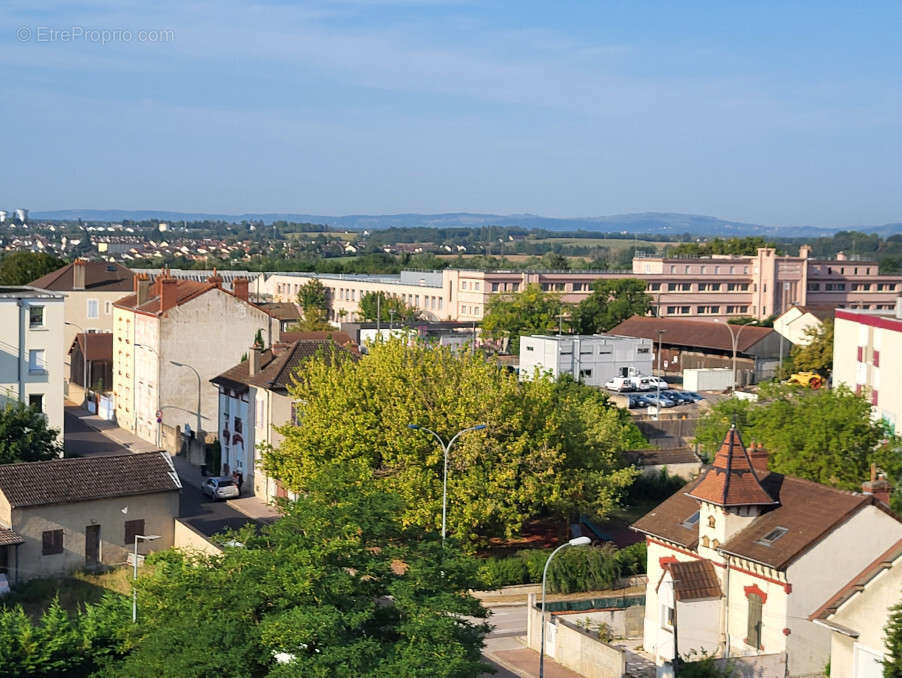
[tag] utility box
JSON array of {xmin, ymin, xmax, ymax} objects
[{"xmin": 683, "ymin": 368, "xmax": 733, "ymax": 392}]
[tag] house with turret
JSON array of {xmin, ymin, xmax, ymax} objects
[{"xmin": 632, "ymin": 427, "xmax": 902, "ymax": 677}]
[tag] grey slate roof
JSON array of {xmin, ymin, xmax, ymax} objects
[{"xmin": 0, "ymin": 452, "xmax": 181, "ymax": 508}]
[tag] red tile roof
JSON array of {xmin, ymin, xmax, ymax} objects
[
  {"xmin": 666, "ymin": 560, "xmax": 722, "ymax": 601},
  {"xmin": 687, "ymin": 427, "xmax": 776, "ymax": 507},
  {"xmin": 114, "ymin": 279, "xmax": 214, "ymax": 315},
  {"xmin": 610, "ymin": 315, "xmax": 774, "ymax": 353}
]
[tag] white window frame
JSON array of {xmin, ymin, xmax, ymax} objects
[
  {"xmin": 87, "ymin": 298, "xmax": 100, "ymax": 320},
  {"xmin": 28, "ymin": 349, "xmax": 46, "ymax": 373}
]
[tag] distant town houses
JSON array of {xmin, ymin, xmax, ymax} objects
[{"xmin": 632, "ymin": 427, "xmax": 902, "ymax": 677}]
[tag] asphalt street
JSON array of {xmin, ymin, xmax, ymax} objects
[{"xmin": 64, "ymin": 410, "xmax": 259, "ymax": 538}]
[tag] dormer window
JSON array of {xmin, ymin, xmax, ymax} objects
[
  {"xmin": 756, "ymin": 526, "xmax": 788, "ymax": 546},
  {"xmin": 681, "ymin": 511, "xmax": 700, "ymax": 529}
]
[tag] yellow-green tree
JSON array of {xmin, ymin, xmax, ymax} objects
[
  {"xmin": 262, "ymin": 339, "xmax": 641, "ymax": 547},
  {"xmin": 788, "ymin": 318, "xmax": 834, "ymax": 376},
  {"xmin": 481, "ymin": 283, "xmax": 569, "ymax": 353}
]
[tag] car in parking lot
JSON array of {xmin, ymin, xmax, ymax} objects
[
  {"xmin": 643, "ymin": 393, "xmax": 676, "ymax": 408},
  {"xmin": 682, "ymin": 391, "xmax": 704, "ymax": 401},
  {"xmin": 605, "ymin": 377, "xmax": 634, "ymax": 392},
  {"xmin": 202, "ymin": 476, "xmax": 240, "ymax": 501},
  {"xmin": 628, "ymin": 394, "xmax": 651, "ymax": 408},
  {"xmin": 662, "ymin": 390, "xmax": 694, "ymax": 405}
]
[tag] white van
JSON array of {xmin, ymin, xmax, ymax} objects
[
  {"xmin": 630, "ymin": 375, "xmax": 667, "ymax": 391},
  {"xmin": 605, "ymin": 377, "xmax": 633, "ymax": 392}
]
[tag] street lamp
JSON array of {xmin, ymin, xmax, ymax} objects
[
  {"xmin": 715, "ymin": 321, "xmax": 745, "ymax": 391},
  {"xmin": 656, "ymin": 329, "xmax": 667, "ymax": 376},
  {"xmin": 132, "ymin": 534, "xmax": 160, "ymax": 622},
  {"xmin": 65, "ymin": 321, "xmax": 88, "ymax": 406},
  {"xmin": 170, "ymin": 361, "xmax": 202, "ymax": 438},
  {"xmin": 539, "ymin": 536, "xmax": 592, "ymax": 677},
  {"xmin": 408, "ymin": 423, "xmax": 487, "ymax": 542}
]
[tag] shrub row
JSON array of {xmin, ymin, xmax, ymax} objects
[{"xmin": 478, "ymin": 541, "xmax": 647, "ymax": 593}]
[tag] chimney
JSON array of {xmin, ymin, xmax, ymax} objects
[
  {"xmin": 799, "ymin": 244, "xmax": 811, "ymax": 259},
  {"xmin": 748, "ymin": 441, "xmax": 769, "ymax": 474},
  {"xmin": 233, "ymin": 277, "xmax": 249, "ymax": 302},
  {"xmin": 271, "ymin": 341, "xmax": 291, "ymax": 356},
  {"xmin": 836, "ymin": 251, "xmax": 848, "ymax": 261},
  {"xmin": 248, "ymin": 345, "xmax": 263, "ymax": 376},
  {"xmin": 207, "ymin": 268, "xmax": 223, "ymax": 288},
  {"xmin": 136, "ymin": 274, "xmax": 152, "ymax": 306},
  {"xmin": 73, "ymin": 259, "xmax": 87, "ymax": 290},
  {"xmin": 862, "ymin": 463, "xmax": 891, "ymax": 506},
  {"xmin": 159, "ymin": 277, "xmax": 179, "ymax": 313}
]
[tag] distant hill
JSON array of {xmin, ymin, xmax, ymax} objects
[{"xmin": 28, "ymin": 209, "xmax": 902, "ymax": 237}]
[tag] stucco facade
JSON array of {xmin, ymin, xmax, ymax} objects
[
  {"xmin": 114, "ymin": 277, "xmax": 278, "ymax": 446},
  {"xmin": 833, "ymin": 307, "xmax": 902, "ymax": 434},
  {"xmin": 0, "ymin": 288, "xmax": 65, "ymax": 440}
]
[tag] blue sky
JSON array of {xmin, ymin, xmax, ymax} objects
[{"xmin": 2, "ymin": 1, "xmax": 902, "ymax": 227}]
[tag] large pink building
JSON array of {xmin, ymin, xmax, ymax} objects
[{"xmin": 265, "ymin": 246, "xmax": 902, "ymax": 322}]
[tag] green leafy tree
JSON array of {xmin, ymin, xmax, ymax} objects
[
  {"xmin": 481, "ymin": 283, "xmax": 569, "ymax": 353},
  {"xmin": 263, "ymin": 339, "xmax": 640, "ymax": 547},
  {"xmin": 111, "ymin": 465, "xmax": 490, "ymax": 678},
  {"xmin": 293, "ymin": 279, "xmax": 333, "ymax": 330},
  {"xmin": 0, "ymin": 401, "xmax": 62, "ymax": 463},
  {"xmin": 358, "ymin": 291, "xmax": 421, "ymax": 323},
  {"xmin": 10, "ymin": 252, "xmax": 68, "ymax": 286},
  {"xmin": 787, "ymin": 319, "xmax": 834, "ymax": 376},
  {"xmin": 695, "ymin": 385, "xmax": 900, "ymax": 493},
  {"xmin": 884, "ymin": 600, "xmax": 902, "ymax": 677},
  {"xmin": 572, "ymin": 278, "xmax": 651, "ymax": 334}
]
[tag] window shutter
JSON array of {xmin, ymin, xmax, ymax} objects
[
  {"xmin": 124, "ymin": 519, "xmax": 145, "ymax": 545},
  {"xmin": 747, "ymin": 594, "xmax": 763, "ymax": 649}
]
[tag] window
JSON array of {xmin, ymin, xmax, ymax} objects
[
  {"xmin": 525, "ymin": 346, "xmax": 534, "ymax": 351},
  {"xmin": 28, "ymin": 349, "xmax": 46, "ymax": 373},
  {"xmin": 104, "ymin": 301, "xmax": 113, "ymax": 315},
  {"xmin": 87, "ymin": 298, "xmax": 100, "ymax": 319},
  {"xmin": 667, "ymin": 283, "xmax": 691, "ymax": 291},
  {"xmin": 124, "ymin": 519, "xmax": 145, "ymax": 545},
  {"xmin": 29, "ymin": 305, "xmax": 45, "ymax": 328},
  {"xmin": 648, "ymin": 283, "xmax": 661, "ymax": 291},
  {"xmin": 42, "ymin": 529, "xmax": 63, "ymax": 555},
  {"xmin": 746, "ymin": 593, "xmax": 763, "ymax": 649},
  {"xmin": 662, "ymin": 602, "xmax": 675, "ymax": 629},
  {"xmin": 491, "ymin": 282, "xmax": 499, "ymax": 292},
  {"xmin": 579, "ymin": 369, "xmax": 592, "ymax": 378},
  {"xmin": 637, "ymin": 347, "xmax": 650, "ymax": 354},
  {"xmin": 681, "ymin": 511, "xmax": 700, "ymax": 528},
  {"xmin": 29, "ymin": 394, "xmax": 44, "ymax": 411},
  {"xmin": 756, "ymin": 526, "xmax": 788, "ymax": 546}
]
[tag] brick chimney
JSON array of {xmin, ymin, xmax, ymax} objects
[
  {"xmin": 248, "ymin": 345, "xmax": 263, "ymax": 376},
  {"xmin": 748, "ymin": 441, "xmax": 769, "ymax": 474},
  {"xmin": 72, "ymin": 259, "xmax": 87, "ymax": 290},
  {"xmin": 136, "ymin": 274, "xmax": 152, "ymax": 306},
  {"xmin": 159, "ymin": 276, "xmax": 179, "ymax": 313},
  {"xmin": 233, "ymin": 277, "xmax": 249, "ymax": 301},
  {"xmin": 207, "ymin": 268, "xmax": 223, "ymax": 288},
  {"xmin": 862, "ymin": 463, "xmax": 891, "ymax": 506}
]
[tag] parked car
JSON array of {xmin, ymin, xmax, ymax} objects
[
  {"xmin": 662, "ymin": 390, "xmax": 694, "ymax": 405},
  {"xmin": 628, "ymin": 394, "xmax": 651, "ymax": 408},
  {"xmin": 605, "ymin": 377, "xmax": 634, "ymax": 392},
  {"xmin": 203, "ymin": 477, "xmax": 240, "ymax": 501},
  {"xmin": 682, "ymin": 391, "xmax": 704, "ymax": 401},
  {"xmin": 644, "ymin": 393, "xmax": 676, "ymax": 408},
  {"xmin": 643, "ymin": 376, "xmax": 668, "ymax": 389}
]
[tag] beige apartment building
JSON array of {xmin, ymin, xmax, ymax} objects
[
  {"xmin": 264, "ymin": 247, "xmax": 902, "ymax": 323},
  {"xmin": 833, "ymin": 304, "xmax": 902, "ymax": 434},
  {"xmin": 113, "ymin": 272, "xmax": 279, "ymax": 448}
]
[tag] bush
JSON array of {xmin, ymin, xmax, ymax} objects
[
  {"xmin": 546, "ymin": 543, "xmax": 621, "ymax": 594},
  {"xmin": 625, "ymin": 468, "xmax": 687, "ymax": 504},
  {"xmin": 478, "ymin": 556, "xmax": 529, "ymax": 589},
  {"xmin": 615, "ymin": 541, "xmax": 647, "ymax": 576}
]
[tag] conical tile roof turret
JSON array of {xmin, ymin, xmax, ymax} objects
[{"xmin": 687, "ymin": 426, "xmax": 777, "ymax": 507}]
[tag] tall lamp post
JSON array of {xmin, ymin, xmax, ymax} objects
[
  {"xmin": 408, "ymin": 423, "xmax": 486, "ymax": 542},
  {"xmin": 65, "ymin": 321, "xmax": 88, "ymax": 406},
  {"xmin": 170, "ymin": 361, "xmax": 202, "ymax": 438},
  {"xmin": 656, "ymin": 329, "xmax": 667, "ymax": 376},
  {"xmin": 716, "ymin": 321, "xmax": 745, "ymax": 391},
  {"xmin": 132, "ymin": 533, "xmax": 160, "ymax": 622},
  {"xmin": 539, "ymin": 536, "xmax": 592, "ymax": 677}
]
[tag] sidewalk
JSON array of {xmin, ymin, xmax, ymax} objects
[
  {"xmin": 64, "ymin": 404, "xmax": 160, "ymax": 453},
  {"xmin": 485, "ymin": 646, "xmax": 583, "ymax": 678}
]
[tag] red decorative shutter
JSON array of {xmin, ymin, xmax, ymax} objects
[
  {"xmin": 872, "ymin": 390, "xmax": 879, "ymax": 406},
  {"xmin": 873, "ymin": 350, "xmax": 880, "ymax": 367},
  {"xmin": 857, "ymin": 346, "xmax": 864, "ymax": 362}
]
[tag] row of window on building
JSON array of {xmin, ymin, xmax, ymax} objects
[
  {"xmin": 649, "ymin": 282, "xmax": 751, "ymax": 293},
  {"xmin": 41, "ymin": 519, "xmax": 146, "ymax": 556},
  {"xmin": 664, "ymin": 304, "xmax": 750, "ymax": 316},
  {"xmin": 808, "ymin": 281, "xmax": 900, "ymax": 292}
]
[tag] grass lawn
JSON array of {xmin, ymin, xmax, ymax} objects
[{"xmin": 1, "ymin": 567, "xmax": 133, "ymax": 618}]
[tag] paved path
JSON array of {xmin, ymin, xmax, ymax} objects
[{"xmin": 63, "ymin": 406, "xmax": 277, "ymax": 538}]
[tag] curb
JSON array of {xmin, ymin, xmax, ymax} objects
[{"xmin": 483, "ymin": 650, "xmax": 532, "ymax": 678}]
